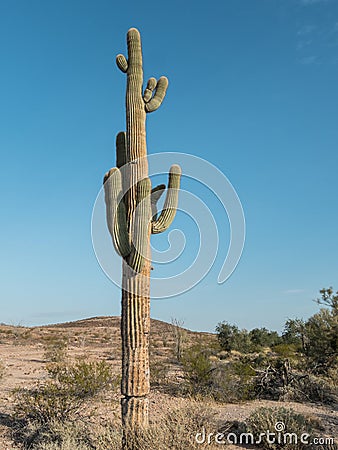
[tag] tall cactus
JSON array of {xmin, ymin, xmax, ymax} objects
[{"xmin": 103, "ymin": 28, "xmax": 181, "ymax": 443}]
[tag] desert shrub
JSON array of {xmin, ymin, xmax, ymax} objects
[
  {"xmin": 43, "ymin": 337, "xmax": 68, "ymax": 363},
  {"xmin": 246, "ymin": 406, "xmax": 322, "ymax": 450},
  {"xmin": 47, "ymin": 360, "xmax": 113, "ymax": 399},
  {"xmin": 96, "ymin": 402, "xmax": 217, "ymax": 450},
  {"xmin": 283, "ymin": 373, "xmax": 337, "ymax": 404},
  {"xmin": 272, "ymin": 343, "xmax": 298, "ymax": 358},
  {"xmin": 238, "ymin": 353, "xmax": 337, "ymax": 405},
  {"xmin": 15, "ymin": 402, "xmax": 218, "ymax": 450},
  {"xmin": 10, "ymin": 325, "xmax": 31, "ymax": 344},
  {"xmin": 209, "ymin": 361, "xmax": 256, "ymax": 402},
  {"xmin": 13, "ymin": 419, "xmax": 95, "ymax": 450},
  {"xmin": 181, "ymin": 346, "xmax": 256, "ymax": 402},
  {"xmin": 35, "ymin": 441, "xmax": 91, "ymax": 450},
  {"xmin": 13, "ymin": 360, "xmax": 114, "ymax": 425},
  {"xmin": 181, "ymin": 344, "xmax": 213, "ymax": 395},
  {"xmin": 150, "ymin": 360, "xmax": 168, "ymax": 386},
  {"xmin": 327, "ymin": 366, "xmax": 338, "ymax": 385},
  {"xmin": 13, "ymin": 383, "xmax": 84, "ymax": 424}
]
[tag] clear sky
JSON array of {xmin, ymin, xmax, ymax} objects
[{"xmin": 1, "ymin": 0, "xmax": 337, "ymax": 333}]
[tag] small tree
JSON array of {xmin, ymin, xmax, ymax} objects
[
  {"xmin": 249, "ymin": 327, "xmax": 281, "ymax": 349},
  {"xmin": 282, "ymin": 318, "xmax": 307, "ymax": 351},
  {"xmin": 216, "ymin": 322, "xmax": 252, "ymax": 353},
  {"xmin": 315, "ymin": 287, "xmax": 338, "ymax": 313},
  {"xmin": 282, "ymin": 288, "xmax": 338, "ymax": 374},
  {"xmin": 216, "ymin": 322, "xmax": 239, "ymax": 352},
  {"xmin": 304, "ymin": 308, "xmax": 337, "ymax": 373}
]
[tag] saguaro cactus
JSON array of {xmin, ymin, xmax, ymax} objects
[{"xmin": 103, "ymin": 27, "xmax": 181, "ymax": 440}]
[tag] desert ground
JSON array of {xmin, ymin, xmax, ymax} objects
[{"xmin": 0, "ymin": 317, "xmax": 336, "ymax": 449}]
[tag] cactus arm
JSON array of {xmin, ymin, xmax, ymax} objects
[
  {"xmin": 116, "ymin": 54, "xmax": 128, "ymax": 73},
  {"xmin": 150, "ymin": 184, "xmax": 165, "ymax": 220},
  {"xmin": 128, "ymin": 178, "xmax": 152, "ymax": 273},
  {"xmin": 151, "ymin": 165, "xmax": 181, "ymax": 234},
  {"xmin": 116, "ymin": 131, "xmax": 127, "ymax": 169},
  {"xmin": 115, "ymin": 131, "xmax": 129, "ymax": 210},
  {"xmin": 103, "ymin": 168, "xmax": 131, "ymax": 257},
  {"xmin": 145, "ymin": 77, "xmax": 169, "ymax": 113},
  {"xmin": 143, "ymin": 78, "xmax": 157, "ymax": 103}
]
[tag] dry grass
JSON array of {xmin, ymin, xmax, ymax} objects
[{"xmin": 10, "ymin": 402, "xmax": 220, "ymax": 450}]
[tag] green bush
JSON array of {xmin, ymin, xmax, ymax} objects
[
  {"xmin": 13, "ymin": 360, "xmax": 114, "ymax": 424},
  {"xmin": 181, "ymin": 346, "xmax": 257, "ymax": 402},
  {"xmin": 47, "ymin": 360, "xmax": 113, "ymax": 399},
  {"xmin": 181, "ymin": 344, "xmax": 213, "ymax": 395},
  {"xmin": 272, "ymin": 343, "xmax": 298, "ymax": 358}
]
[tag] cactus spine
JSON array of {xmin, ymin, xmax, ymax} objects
[{"xmin": 103, "ymin": 28, "xmax": 181, "ymax": 442}]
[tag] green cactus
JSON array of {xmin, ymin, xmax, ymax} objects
[
  {"xmin": 103, "ymin": 27, "xmax": 181, "ymax": 442},
  {"xmin": 103, "ymin": 167, "xmax": 130, "ymax": 258},
  {"xmin": 151, "ymin": 164, "xmax": 182, "ymax": 234}
]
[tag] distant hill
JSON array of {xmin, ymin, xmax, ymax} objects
[{"xmin": 0, "ymin": 316, "xmax": 217, "ymax": 353}]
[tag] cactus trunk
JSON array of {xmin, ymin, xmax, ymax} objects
[
  {"xmin": 104, "ymin": 27, "xmax": 181, "ymax": 448},
  {"xmin": 121, "ymin": 30, "xmax": 150, "ymax": 432},
  {"xmin": 121, "ymin": 260, "xmax": 150, "ymax": 430}
]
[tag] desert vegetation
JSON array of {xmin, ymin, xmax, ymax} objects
[
  {"xmin": 146, "ymin": 288, "xmax": 336, "ymax": 410},
  {"xmin": 0, "ymin": 289, "xmax": 336, "ymax": 449}
]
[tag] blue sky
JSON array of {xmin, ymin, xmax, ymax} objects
[{"xmin": 1, "ymin": 0, "xmax": 337, "ymax": 332}]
